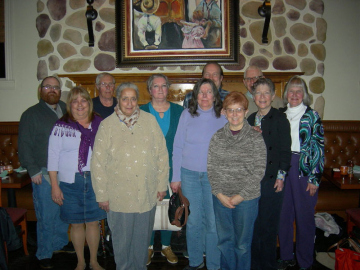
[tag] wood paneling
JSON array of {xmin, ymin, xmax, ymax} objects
[{"xmin": 58, "ymin": 72, "xmax": 303, "ymax": 105}]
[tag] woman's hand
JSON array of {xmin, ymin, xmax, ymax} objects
[
  {"xmin": 230, "ymin": 194, "xmax": 244, "ymax": 206},
  {"xmin": 51, "ymin": 185, "xmax": 64, "ymax": 206},
  {"xmin": 274, "ymin": 179, "xmax": 284, "ymax": 192},
  {"xmin": 170, "ymin": 181, "xmax": 181, "ymax": 193},
  {"xmin": 252, "ymin": 126, "xmax": 262, "ymax": 133},
  {"xmin": 157, "ymin": 191, "xmax": 167, "ymax": 201},
  {"xmin": 306, "ymin": 183, "xmax": 318, "ymax": 196},
  {"xmin": 99, "ymin": 201, "xmax": 110, "ymax": 212},
  {"xmin": 217, "ymin": 193, "xmax": 235, "ymax": 209}
]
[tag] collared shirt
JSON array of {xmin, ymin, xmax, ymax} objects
[{"xmin": 45, "ymin": 102, "xmax": 63, "ymax": 118}]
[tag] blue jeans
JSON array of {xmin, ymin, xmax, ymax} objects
[
  {"xmin": 213, "ymin": 195, "xmax": 259, "ymax": 270},
  {"xmin": 32, "ymin": 177, "xmax": 69, "ymax": 259},
  {"xmin": 181, "ymin": 167, "xmax": 220, "ymax": 270}
]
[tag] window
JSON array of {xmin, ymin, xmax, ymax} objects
[{"xmin": 0, "ymin": 0, "xmax": 14, "ymax": 90}]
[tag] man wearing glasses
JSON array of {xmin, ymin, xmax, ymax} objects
[
  {"xmin": 19, "ymin": 76, "xmax": 71, "ymax": 269},
  {"xmin": 183, "ymin": 62, "xmax": 229, "ymax": 108},
  {"xmin": 93, "ymin": 72, "xmax": 117, "ymax": 119},
  {"xmin": 244, "ymin": 65, "xmax": 284, "ymax": 115}
]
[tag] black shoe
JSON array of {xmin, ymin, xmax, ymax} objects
[
  {"xmin": 54, "ymin": 242, "xmax": 76, "ymax": 254},
  {"xmin": 39, "ymin": 258, "xmax": 54, "ymax": 269},
  {"xmin": 277, "ymin": 259, "xmax": 296, "ymax": 270},
  {"xmin": 183, "ymin": 262, "xmax": 205, "ymax": 270}
]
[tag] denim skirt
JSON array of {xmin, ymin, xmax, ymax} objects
[{"xmin": 60, "ymin": 171, "xmax": 107, "ymax": 224}]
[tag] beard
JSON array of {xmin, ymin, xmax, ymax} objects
[{"xmin": 40, "ymin": 90, "xmax": 61, "ymax": 105}]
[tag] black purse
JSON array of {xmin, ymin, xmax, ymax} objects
[{"xmin": 168, "ymin": 187, "xmax": 190, "ymax": 227}]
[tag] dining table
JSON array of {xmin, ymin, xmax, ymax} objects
[
  {"xmin": 0, "ymin": 172, "xmax": 31, "ymax": 207},
  {"xmin": 323, "ymin": 168, "xmax": 360, "ymax": 207}
]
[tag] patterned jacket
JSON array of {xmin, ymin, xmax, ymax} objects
[{"xmin": 281, "ymin": 106, "xmax": 324, "ymax": 186}]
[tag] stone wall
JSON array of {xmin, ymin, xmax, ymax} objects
[{"xmin": 36, "ymin": 0, "xmax": 326, "ymax": 115}]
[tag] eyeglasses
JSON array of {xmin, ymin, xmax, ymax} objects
[
  {"xmin": 152, "ymin": 84, "xmax": 168, "ymax": 90},
  {"xmin": 244, "ymin": 76, "xmax": 262, "ymax": 82},
  {"xmin": 225, "ymin": 108, "xmax": 244, "ymax": 114},
  {"xmin": 42, "ymin": 85, "xmax": 61, "ymax": 91},
  {"xmin": 98, "ymin": 82, "xmax": 115, "ymax": 88},
  {"xmin": 254, "ymin": 91, "xmax": 272, "ymax": 96}
]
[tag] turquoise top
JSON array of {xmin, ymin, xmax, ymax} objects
[{"xmin": 149, "ymin": 102, "xmax": 170, "ymax": 137}]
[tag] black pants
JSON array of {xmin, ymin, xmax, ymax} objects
[{"xmin": 251, "ymin": 177, "xmax": 285, "ymax": 270}]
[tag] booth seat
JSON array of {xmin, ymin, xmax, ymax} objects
[{"xmin": 315, "ymin": 121, "xmax": 360, "ymax": 219}]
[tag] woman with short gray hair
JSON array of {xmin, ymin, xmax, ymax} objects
[
  {"xmin": 91, "ymin": 82, "xmax": 169, "ymax": 270},
  {"xmin": 278, "ymin": 76, "xmax": 324, "ymax": 270},
  {"xmin": 247, "ymin": 78, "xmax": 291, "ymax": 270},
  {"xmin": 140, "ymin": 74, "xmax": 183, "ymax": 265}
]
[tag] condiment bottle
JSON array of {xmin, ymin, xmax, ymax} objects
[{"xmin": 347, "ymin": 160, "xmax": 354, "ymax": 178}]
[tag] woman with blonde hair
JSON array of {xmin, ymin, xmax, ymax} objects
[{"xmin": 48, "ymin": 87, "xmax": 106, "ymax": 270}]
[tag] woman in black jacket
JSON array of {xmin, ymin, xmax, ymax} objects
[{"xmin": 247, "ymin": 78, "xmax": 292, "ymax": 270}]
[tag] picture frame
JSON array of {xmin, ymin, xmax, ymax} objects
[{"xmin": 115, "ymin": 0, "xmax": 240, "ymax": 67}]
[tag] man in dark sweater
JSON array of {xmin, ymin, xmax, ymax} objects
[
  {"xmin": 18, "ymin": 76, "xmax": 71, "ymax": 269},
  {"xmin": 92, "ymin": 72, "xmax": 117, "ymax": 119}
]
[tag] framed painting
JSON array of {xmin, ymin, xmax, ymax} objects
[{"xmin": 115, "ymin": 0, "xmax": 240, "ymax": 67}]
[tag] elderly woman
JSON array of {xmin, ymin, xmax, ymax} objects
[
  {"xmin": 171, "ymin": 78, "xmax": 226, "ymax": 270},
  {"xmin": 140, "ymin": 74, "xmax": 183, "ymax": 265},
  {"xmin": 91, "ymin": 82, "xmax": 169, "ymax": 270},
  {"xmin": 207, "ymin": 91, "xmax": 267, "ymax": 270},
  {"xmin": 247, "ymin": 78, "xmax": 291, "ymax": 270},
  {"xmin": 277, "ymin": 76, "xmax": 324, "ymax": 270},
  {"xmin": 48, "ymin": 87, "xmax": 106, "ymax": 270}
]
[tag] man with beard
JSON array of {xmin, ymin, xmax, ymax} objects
[{"xmin": 18, "ymin": 76, "xmax": 71, "ymax": 269}]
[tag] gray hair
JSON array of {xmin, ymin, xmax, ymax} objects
[
  {"xmin": 116, "ymin": 82, "xmax": 139, "ymax": 100},
  {"xmin": 146, "ymin": 74, "xmax": 170, "ymax": 93},
  {"xmin": 252, "ymin": 78, "xmax": 275, "ymax": 96},
  {"xmin": 95, "ymin": 72, "xmax": 115, "ymax": 85},
  {"xmin": 283, "ymin": 76, "xmax": 311, "ymax": 106},
  {"xmin": 244, "ymin": 65, "xmax": 263, "ymax": 79}
]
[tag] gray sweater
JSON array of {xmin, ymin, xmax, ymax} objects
[
  {"xmin": 18, "ymin": 99, "xmax": 66, "ymax": 177},
  {"xmin": 207, "ymin": 121, "xmax": 267, "ymax": 200}
]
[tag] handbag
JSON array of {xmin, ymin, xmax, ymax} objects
[
  {"xmin": 168, "ymin": 187, "xmax": 190, "ymax": 227},
  {"xmin": 327, "ymin": 238, "xmax": 360, "ymax": 270},
  {"xmin": 153, "ymin": 184, "xmax": 181, "ymax": 231},
  {"xmin": 335, "ymin": 248, "xmax": 360, "ymax": 270}
]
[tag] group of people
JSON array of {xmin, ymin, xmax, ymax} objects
[{"xmin": 18, "ymin": 62, "xmax": 324, "ymax": 270}]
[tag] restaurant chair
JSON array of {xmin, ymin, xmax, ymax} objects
[
  {"xmin": 346, "ymin": 208, "xmax": 360, "ymax": 234},
  {"xmin": 0, "ymin": 178, "xmax": 29, "ymax": 262}
]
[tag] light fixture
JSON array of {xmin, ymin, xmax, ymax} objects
[
  {"xmin": 85, "ymin": 0, "xmax": 98, "ymax": 47},
  {"xmin": 258, "ymin": 0, "xmax": 271, "ymax": 44}
]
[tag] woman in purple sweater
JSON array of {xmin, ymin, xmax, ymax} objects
[
  {"xmin": 171, "ymin": 78, "xmax": 227, "ymax": 270},
  {"xmin": 48, "ymin": 87, "xmax": 106, "ymax": 270}
]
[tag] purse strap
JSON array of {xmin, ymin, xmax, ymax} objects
[
  {"xmin": 168, "ymin": 183, "xmax": 173, "ymax": 197},
  {"xmin": 327, "ymin": 237, "xmax": 360, "ymax": 259}
]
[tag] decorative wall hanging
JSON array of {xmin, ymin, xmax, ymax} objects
[{"xmin": 115, "ymin": 0, "xmax": 239, "ymax": 67}]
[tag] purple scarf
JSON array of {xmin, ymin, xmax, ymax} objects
[{"xmin": 53, "ymin": 114, "xmax": 102, "ymax": 174}]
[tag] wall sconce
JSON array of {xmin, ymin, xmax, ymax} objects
[
  {"xmin": 258, "ymin": 0, "xmax": 271, "ymax": 44},
  {"xmin": 85, "ymin": 0, "xmax": 98, "ymax": 47}
]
